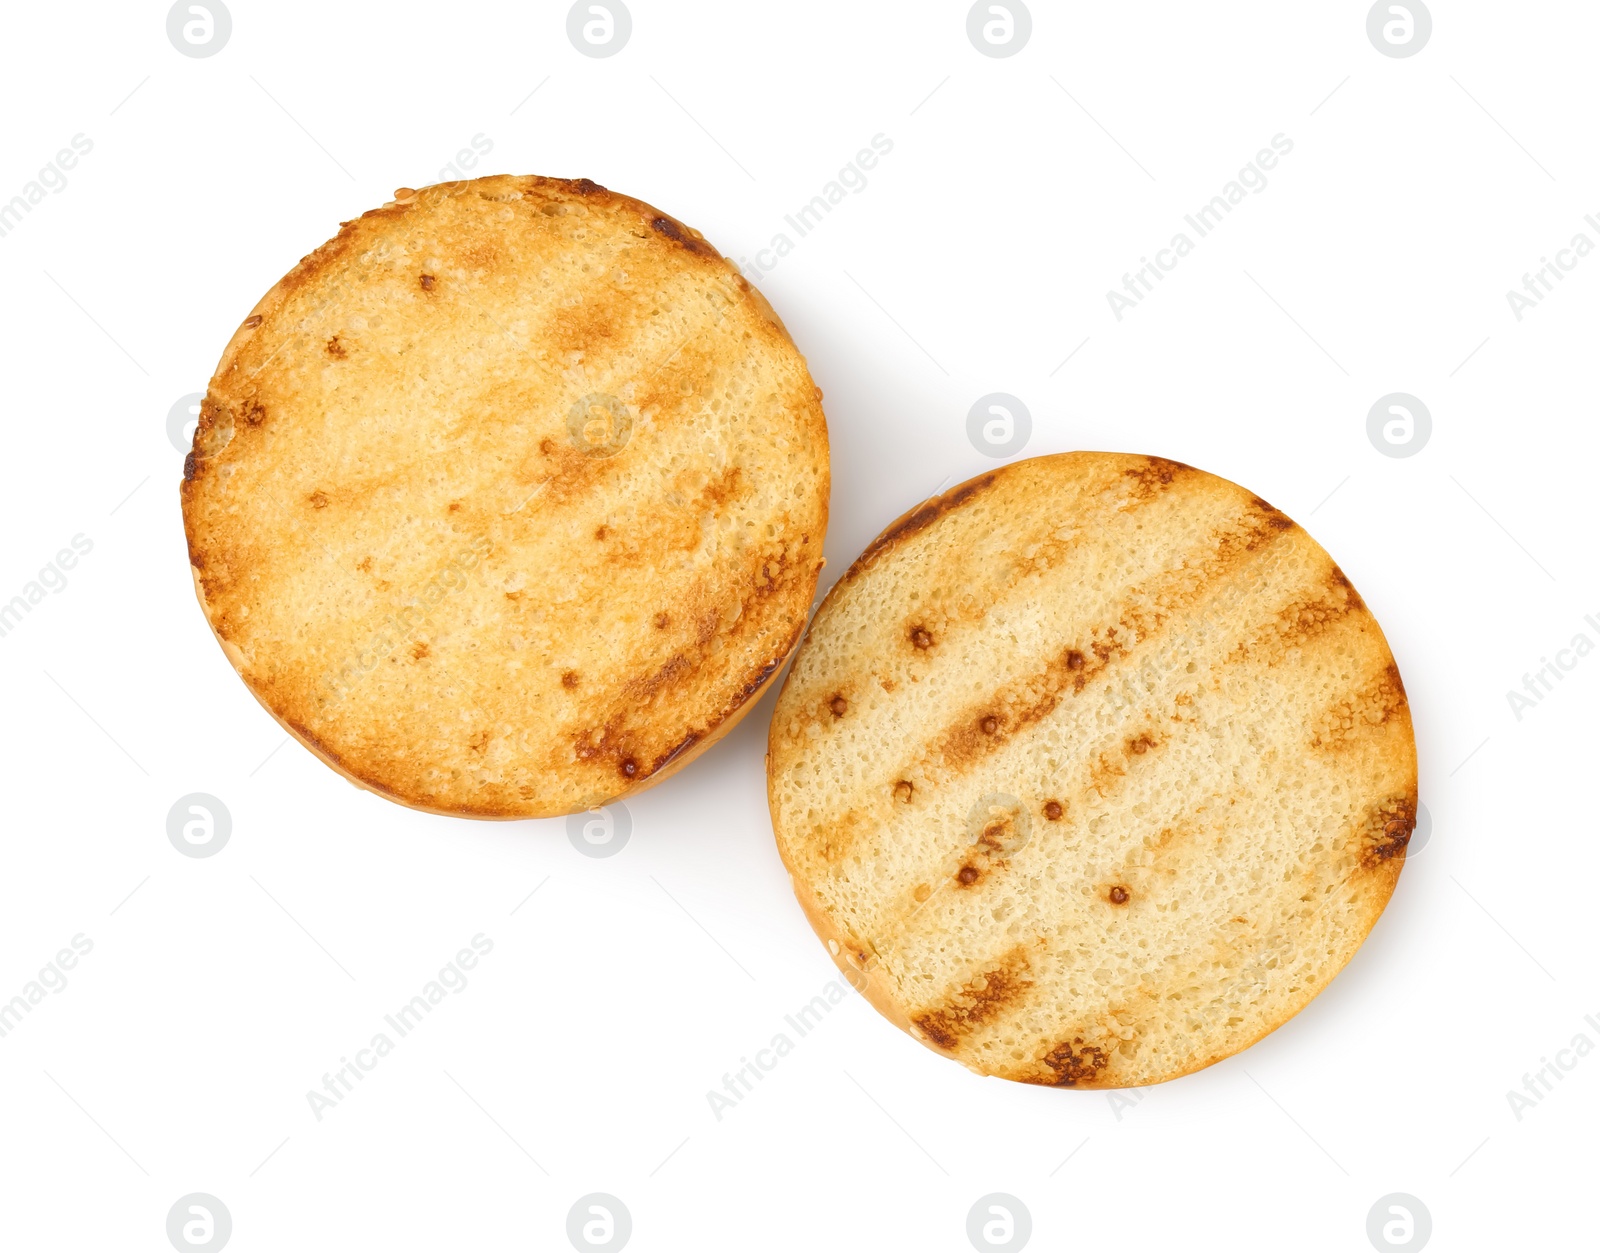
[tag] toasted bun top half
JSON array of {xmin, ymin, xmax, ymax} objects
[{"xmin": 183, "ymin": 175, "xmax": 829, "ymax": 817}]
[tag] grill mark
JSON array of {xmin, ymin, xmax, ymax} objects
[
  {"xmin": 1359, "ymin": 792, "xmax": 1418, "ymax": 869},
  {"xmin": 1122, "ymin": 455, "xmax": 1194, "ymax": 501},
  {"xmin": 574, "ymin": 580, "xmax": 805, "ymax": 783},
  {"xmin": 647, "ymin": 213, "xmax": 716, "ymax": 257},
  {"xmin": 709, "ymin": 647, "xmax": 788, "ymax": 729},
  {"xmin": 1309, "ymin": 663, "xmax": 1410, "ymax": 752},
  {"xmin": 513, "ymin": 346, "xmax": 717, "ymax": 516},
  {"xmin": 1135, "ymin": 805, "xmax": 1222, "ymax": 875},
  {"xmin": 810, "ymin": 808, "xmax": 866, "ymax": 865},
  {"xmin": 502, "ymin": 251, "xmax": 740, "ymax": 509},
  {"xmin": 1329, "ymin": 564, "xmax": 1364, "ymax": 607},
  {"xmin": 947, "ymin": 797, "xmax": 1033, "ymax": 889},
  {"xmin": 547, "ymin": 301, "xmax": 623, "ymax": 358},
  {"xmin": 1225, "ymin": 568, "xmax": 1364, "ymax": 666},
  {"xmin": 907, "ymin": 503, "xmax": 1298, "ymax": 789},
  {"xmin": 649, "ymin": 730, "xmax": 700, "ymax": 776},
  {"xmin": 594, "ymin": 464, "xmax": 750, "ymax": 568},
  {"xmin": 1087, "ymin": 729, "xmax": 1167, "ymax": 799},
  {"xmin": 934, "ymin": 645, "xmax": 1092, "ymax": 774},
  {"xmin": 1248, "ymin": 495, "xmax": 1295, "ymax": 530},
  {"xmin": 910, "ymin": 945, "xmax": 1033, "ymax": 1050},
  {"xmin": 570, "ymin": 641, "xmax": 703, "ymax": 776},
  {"xmin": 627, "ymin": 344, "xmax": 727, "ymax": 438},
  {"xmin": 1023, "ymin": 1035, "xmax": 1113, "ymax": 1087}
]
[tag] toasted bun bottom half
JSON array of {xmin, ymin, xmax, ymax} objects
[
  {"xmin": 768, "ymin": 452, "xmax": 1417, "ymax": 1088},
  {"xmin": 182, "ymin": 175, "xmax": 828, "ymax": 818}
]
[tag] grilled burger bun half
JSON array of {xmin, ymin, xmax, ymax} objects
[
  {"xmin": 768, "ymin": 452, "xmax": 1416, "ymax": 1088},
  {"xmin": 182, "ymin": 175, "xmax": 829, "ymax": 818}
]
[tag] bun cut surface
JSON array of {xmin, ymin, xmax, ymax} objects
[
  {"xmin": 183, "ymin": 176, "xmax": 829, "ymax": 817},
  {"xmin": 768, "ymin": 452, "xmax": 1415, "ymax": 1088}
]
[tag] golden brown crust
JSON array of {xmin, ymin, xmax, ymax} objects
[
  {"xmin": 768, "ymin": 452, "xmax": 1416, "ymax": 1088},
  {"xmin": 183, "ymin": 175, "xmax": 828, "ymax": 817}
]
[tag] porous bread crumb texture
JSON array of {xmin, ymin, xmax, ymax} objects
[
  {"xmin": 768, "ymin": 453, "xmax": 1416, "ymax": 1089},
  {"xmin": 182, "ymin": 175, "xmax": 828, "ymax": 817}
]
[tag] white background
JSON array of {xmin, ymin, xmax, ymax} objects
[{"xmin": 0, "ymin": 2, "xmax": 1595, "ymax": 1250}]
